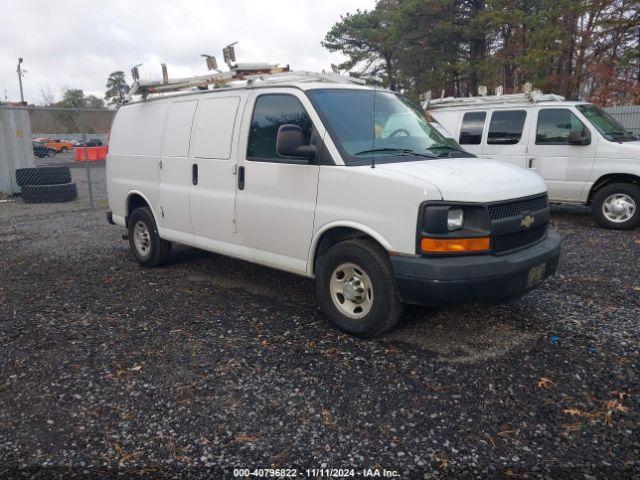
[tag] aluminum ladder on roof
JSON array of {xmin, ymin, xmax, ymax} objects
[
  {"xmin": 425, "ymin": 91, "xmax": 566, "ymax": 110},
  {"xmin": 126, "ymin": 65, "xmax": 365, "ymax": 101}
]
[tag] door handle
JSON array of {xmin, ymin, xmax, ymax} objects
[
  {"xmin": 237, "ymin": 166, "xmax": 245, "ymax": 190},
  {"xmin": 528, "ymin": 157, "xmax": 535, "ymax": 168},
  {"xmin": 192, "ymin": 163, "xmax": 198, "ymax": 185}
]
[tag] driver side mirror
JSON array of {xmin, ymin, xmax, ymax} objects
[
  {"xmin": 568, "ymin": 129, "xmax": 590, "ymax": 146},
  {"xmin": 276, "ymin": 124, "xmax": 316, "ymax": 160}
]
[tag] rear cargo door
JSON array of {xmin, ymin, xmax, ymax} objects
[
  {"xmin": 158, "ymin": 99, "xmax": 198, "ymax": 242},
  {"xmin": 158, "ymin": 100, "xmax": 198, "ymax": 244},
  {"xmin": 190, "ymin": 95, "xmax": 242, "ymax": 247}
]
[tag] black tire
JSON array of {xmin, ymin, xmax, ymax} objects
[
  {"xmin": 16, "ymin": 167, "xmax": 71, "ymax": 186},
  {"xmin": 60, "ymin": 146, "xmax": 68, "ymax": 153},
  {"xmin": 127, "ymin": 207, "xmax": 172, "ymax": 267},
  {"xmin": 47, "ymin": 149, "xmax": 56, "ymax": 157},
  {"xmin": 315, "ymin": 238, "xmax": 403, "ymax": 338},
  {"xmin": 591, "ymin": 183, "xmax": 640, "ymax": 230},
  {"xmin": 21, "ymin": 182, "xmax": 78, "ymax": 204}
]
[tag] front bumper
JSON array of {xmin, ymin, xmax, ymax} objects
[{"xmin": 391, "ymin": 230, "xmax": 561, "ymax": 306}]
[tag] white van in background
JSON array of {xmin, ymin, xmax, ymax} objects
[
  {"xmin": 107, "ymin": 74, "xmax": 561, "ymax": 337},
  {"xmin": 427, "ymin": 94, "xmax": 640, "ymax": 230}
]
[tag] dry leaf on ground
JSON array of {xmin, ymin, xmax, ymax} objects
[{"xmin": 537, "ymin": 377, "xmax": 555, "ymax": 389}]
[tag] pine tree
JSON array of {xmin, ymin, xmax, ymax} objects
[
  {"xmin": 323, "ymin": 0, "xmax": 640, "ymax": 104},
  {"xmin": 105, "ymin": 71, "xmax": 130, "ymax": 107}
]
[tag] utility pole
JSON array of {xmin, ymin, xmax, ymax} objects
[{"xmin": 17, "ymin": 58, "xmax": 24, "ymax": 104}]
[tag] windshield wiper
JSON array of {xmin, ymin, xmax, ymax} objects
[
  {"xmin": 427, "ymin": 145, "xmax": 469, "ymax": 156},
  {"xmin": 353, "ymin": 148, "xmax": 438, "ymax": 158},
  {"xmin": 354, "ymin": 147, "xmax": 412, "ymax": 156},
  {"xmin": 606, "ymin": 132, "xmax": 638, "ymax": 142}
]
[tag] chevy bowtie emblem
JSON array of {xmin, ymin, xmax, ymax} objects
[{"xmin": 521, "ymin": 214, "xmax": 535, "ymax": 228}]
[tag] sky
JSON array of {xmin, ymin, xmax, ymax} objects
[{"xmin": 0, "ymin": 0, "xmax": 376, "ymax": 105}]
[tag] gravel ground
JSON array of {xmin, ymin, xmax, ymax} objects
[{"xmin": 0, "ymin": 202, "xmax": 638, "ymax": 479}]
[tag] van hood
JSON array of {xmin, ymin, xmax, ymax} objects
[{"xmin": 377, "ymin": 158, "xmax": 547, "ymax": 203}]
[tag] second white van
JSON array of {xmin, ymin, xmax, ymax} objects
[{"xmin": 428, "ymin": 94, "xmax": 640, "ymax": 230}]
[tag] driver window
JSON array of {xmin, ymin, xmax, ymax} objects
[
  {"xmin": 536, "ymin": 109, "xmax": 588, "ymax": 145},
  {"xmin": 247, "ymin": 94, "xmax": 312, "ymax": 162}
]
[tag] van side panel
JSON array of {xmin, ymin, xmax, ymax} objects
[
  {"xmin": 107, "ymin": 101, "xmax": 169, "ymax": 221},
  {"xmin": 430, "ymin": 110, "xmax": 461, "ymax": 141},
  {"xmin": 311, "ymin": 165, "xmax": 442, "ymax": 273}
]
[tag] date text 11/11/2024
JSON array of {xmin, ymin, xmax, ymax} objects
[{"xmin": 233, "ymin": 468, "xmax": 400, "ymax": 478}]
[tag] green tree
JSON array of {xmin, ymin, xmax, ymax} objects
[
  {"xmin": 105, "ymin": 71, "xmax": 130, "ymax": 106},
  {"xmin": 58, "ymin": 88, "xmax": 87, "ymax": 108},
  {"xmin": 85, "ymin": 95, "xmax": 105, "ymax": 109},
  {"xmin": 391, "ymin": 0, "xmax": 485, "ymax": 97},
  {"xmin": 54, "ymin": 89, "xmax": 105, "ymax": 132},
  {"xmin": 322, "ymin": 4, "xmax": 400, "ymax": 90},
  {"xmin": 324, "ymin": 0, "xmax": 640, "ymax": 104}
]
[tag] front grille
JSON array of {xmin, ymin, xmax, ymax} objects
[
  {"xmin": 492, "ymin": 224, "xmax": 547, "ymax": 253},
  {"xmin": 488, "ymin": 194, "xmax": 548, "ymax": 220}
]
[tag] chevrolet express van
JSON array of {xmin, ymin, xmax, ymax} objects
[
  {"xmin": 428, "ymin": 94, "xmax": 640, "ymax": 230},
  {"xmin": 106, "ymin": 77, "xmax": 561, "ymax": 337}
]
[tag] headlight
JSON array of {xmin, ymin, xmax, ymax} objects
[
  {"xmin": 447, "ymin": 208, "xmax": 464, "ymax": 231},
  {"xmin": 418, "ymin": 203, "xmax": 492, "ymax": 255}
]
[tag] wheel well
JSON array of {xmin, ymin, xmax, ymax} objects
[
  {"xmin": 126, "ymin": 194, "xmax": 150, "ymax": 226},
  {"xmin": 313, "ymin": 227, "xmax": 382, "ymax": 273},
  {"xmin": 588, "ymin": 174, "xmax": 640, "ymax": 203}
]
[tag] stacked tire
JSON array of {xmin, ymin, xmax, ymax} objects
[{"xmin": 15, "ymin": 167, "xmax": 78, "ymax": 204}]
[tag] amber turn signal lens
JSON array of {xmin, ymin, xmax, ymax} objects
[{"xmin": 421, "ymin": 236, "xmax": 490, "ymax": 253}]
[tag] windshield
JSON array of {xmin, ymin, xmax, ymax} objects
[
  {"xmin": 307, "ymin": 89, "xmax": 472, "ymax": 164},
  {"xmin": 576, "ymin": 104, "xmax": 638, "ymax": 142}
]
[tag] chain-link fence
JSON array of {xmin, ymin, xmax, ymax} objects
[{"xmin": 0, "ymin": 106, "xmax": 114, "ymax": 209}]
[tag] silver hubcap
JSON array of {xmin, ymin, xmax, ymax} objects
[
  {"xmin": 329, "ymin": 262, "xmax": 374, "ymax": 319},
  {"xmin": 602, "ymin": 193, "xmax": 636, "ymax": 223},
  {"xmin": 133, "ymin": 221, "xmax": 151, "ymax": 257}
]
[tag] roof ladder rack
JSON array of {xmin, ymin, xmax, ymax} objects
[
  {"xmin": 126, "ymin": 43, "xmax": 365, "ymax": 101},
  {"xmin": 423, "ymin": 84, "xmax": 565, "ymax": 110}
]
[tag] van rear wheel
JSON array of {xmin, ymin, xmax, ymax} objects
[
  {"xmin": 592, "ymin": 183, "xmax": 640, "ymax": 230},
  {"xmin": 315, "ymin": 238, "xmax": 403, "ymax": 338},
  {"xmin": 127, "ymin": 207, "xmax": 171, "ymax": 267}
]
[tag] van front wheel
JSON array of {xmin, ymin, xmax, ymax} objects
[
  {"xmin": 592, "ymin": 183, "xmax": 640, "ymax": 230},
  {"xmin": 127, "ymin": 207, "xmax": 172, "ymax": 267},
  {"xmin": 315, "ymin": 239, "xmax": 403, "ymax": 338}
]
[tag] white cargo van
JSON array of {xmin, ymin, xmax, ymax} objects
[
  {"xmin": 427, "ymin": 93, "xmax": 640, "ymax": 230},
  {"xmin": 106, "ymin": 73, "xmax": 561, "ymax": 337}
]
